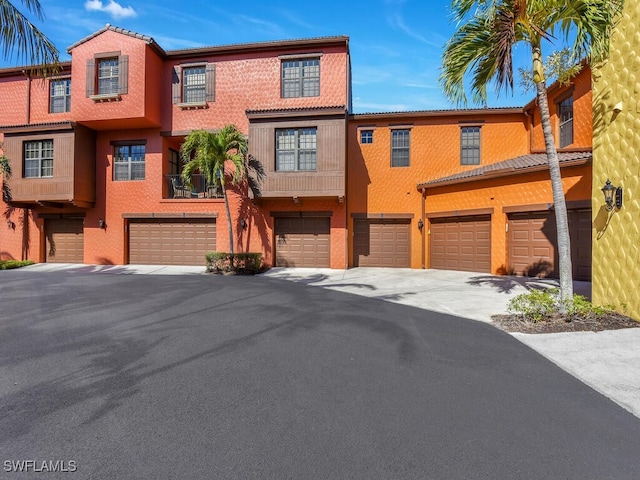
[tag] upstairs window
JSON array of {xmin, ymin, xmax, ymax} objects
[
  {"xmin": 24, "ymin": 140, "xmax": 54, "ymax": 178},
  {"xmin": 281, "ymin": 58, "xmax": 320, "ymax": 98},
  {"xmin": 113, "ymin": 143, "xmax": 145, "ymax": 181},
  {"xmin": 172, "ymin": 63, "xmax": 215, "ymax": 106},
  {"xmin": 460, "ymin": 126, "xmax": 481, "ymax": 165},
  {"xmin": 558, "ymin": 96, "xmax": 574, "ymax": 148},
  {"xmin": 50, "ymin": 78, "xmax": 71, "ymax": 113},
  {"xmin": 360, "ymin": 130, "xmax": 373, "ymax": 144},
  {"xmin": 276, "ymin": 128, "xmax": 317, "ymax": 171},
  {"xmin": 98, "ymin": 58, "xmax": 119, "ymax": 95},
  {"xmin": 391, "ymin": 129, "xmax": 410, "ymax": 167},
  {"xmin": 86, "ymin": 53, "xmax": 129, "ymax": 99}
]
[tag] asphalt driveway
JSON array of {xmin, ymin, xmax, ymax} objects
[{"xmin": 1, "ymin": 270, "xmax": 639, "ymax": 479}]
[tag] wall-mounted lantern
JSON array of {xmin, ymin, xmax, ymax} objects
[
  {"xmin": 7, "ymin": 220, "xmax": 15, "ymax": 230},
  {"xmin": 417, "ymin": 219, "xmax": 424, "ymax": 231},
  {"xmin": 240, "ymin": 218, "xmax": 247, "ymax": 230},
  {"xmin": 98, "ymin": 219, "xmax": 107, "ymax": 229},
  {"xmin": 601, "ymin": 179, "xmax": 623, "ymax": 212}
]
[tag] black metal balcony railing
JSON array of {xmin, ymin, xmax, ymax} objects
[{"xmin": 166, "ymin": 174, "xmax": 224, "ymax": 199}]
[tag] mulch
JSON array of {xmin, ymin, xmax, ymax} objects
[{"xmin": 492, "ymin": 311, "xmax": 640, "ymax": 334}]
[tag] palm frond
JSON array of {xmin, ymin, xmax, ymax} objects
[{"xmin": 0, "ymin": 0, "xmax": 59, "ymax": 75}]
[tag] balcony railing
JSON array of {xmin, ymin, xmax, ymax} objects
[{"xmin": 165, "ymin": 174, "xmax": 224, "ymax": 199}]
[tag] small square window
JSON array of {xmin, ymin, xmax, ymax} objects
[
  {"xmin": 360, "ymin": 130, "xmax": 373, "ymax": 144},
  {"xmin": 113, "ymin": 144, "xmax": 145, "ymax": 181}
]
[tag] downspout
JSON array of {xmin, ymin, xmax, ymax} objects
[
  {"xmin": 23, "ymin": 70, "xmax": 31, "ymax": 124},
  {"xmin": 420, "ymin": 186, "xmax": 426, "ymax": 269},
  {"xmin": 526, "ymin": 109, "xmax": 534, "ymax": 152}
]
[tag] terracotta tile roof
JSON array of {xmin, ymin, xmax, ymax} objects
[
  {"xmin": 167, "ymin": 36, "xmax": 349, "ymax": 58},
  {"xmin": 0, "ymin": 121, "xmax": 75, "ymax": 132},
  {"xmin": 352, "ymin": 107, "xmax": 523, "ymax": 118},
  {"xmin": 418, "ymin": 151, "xmax": 592, "ymax": 189},
  {"xmin": 67, "ymin": 24, "xmax": 166, "ymax": 55},
  {"xmin": 246, "ymin": 105, "xmax": 347, "ymax": 115}
]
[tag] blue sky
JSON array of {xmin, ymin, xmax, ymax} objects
[{"xmin": 8, "ymin": 0, "xmax": 537, "ymax": 112}]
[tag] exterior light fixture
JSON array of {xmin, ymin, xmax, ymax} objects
[
  {"xmin": 601, "ymin": 179, "xmax": 623, "ymax": 212},
  {"xmin": 240, "ymin": 218, "xmax": 247, "ymax": 230},
  {"xmin": 7, "ymin": 220, "xmax": 15, "ymax": 230},
  {"xmin": 98, "ymin": 219, "xmax": 107, "ymax": 229},
  {"xmin": 417, "ymin": 219, "xmax": 424, "ymax": 231}
]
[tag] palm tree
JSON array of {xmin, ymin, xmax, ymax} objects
[
  {"xmin": 180, "ymin": 125, "xmax": 248, "ymax": 255},
  {"xmin": 1, "ymin": 152, "xmax": 12, "ymax": 218},
  {"xmin": 440, "ymin": 0, "xmax": 623, "ymax": 310},
  {"xmin": 0, "ymin": 0, "xmax": 59, "ymax": 74}
]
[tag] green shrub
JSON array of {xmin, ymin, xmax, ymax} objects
[
  {"xmin": 509, "ymin": 287, "xmax": 617, "ymax": 322},
  {"xmin": 205, "ymin": 252, "xmax": 263, "ymax": 274},
  {"xmin": 0, "ymin": 259, "xmax": 35, "ymax": 270},
  {"xmin": 508, "ymin": 288, "xmax": 558, "ymax": 322}
]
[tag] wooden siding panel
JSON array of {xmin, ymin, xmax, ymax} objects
[
  {"xmin": 249, "ymin": 116, "xmax": 346, "ymax": 198},
  {"xmin": 5, "ymin": 131, "xmax": 78, "ymax": 202}
]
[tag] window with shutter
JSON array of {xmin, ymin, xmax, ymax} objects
[
  {"xmin": 173, "ymin": 62, "xmax": 215, "ymax": 108},
  {"xmin": 87, "ymin": 53, "xmax": 129, "ymax": 100}
]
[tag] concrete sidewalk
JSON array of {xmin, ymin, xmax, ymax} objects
[
  {"xmin": 15, "ymin": 263, "xmax": 640, "ymax": 418},
  {"xmin": 262, "ymin": 267, "xmax": 640, "ymax": 418}
]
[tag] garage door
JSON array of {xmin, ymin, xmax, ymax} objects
[
  {"xmin": 129, "ymin": 219, "xmax": 216, "ymax": 266},
  {"xmin": 46, "ymin": 218, "xmax": 84, "ymax": 263},
  {"xmin": 353, "ymin": 219, "xmax": 410, "ymax": 267},
  {"xmin": 430, "ymin": 215, "xmax": 491, "ymax": 273},
  {"xmin": 275, "ymin": 217, "xmax": 330, "ymax": 267},
  {"xmin": 507, "ymin": 209, "xmax": 591, "ymax": 280}
]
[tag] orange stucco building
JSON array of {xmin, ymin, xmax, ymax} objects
[
  {"xmin": 348, "ymin": 67, "xmax": 593, "ymax": 279},
  {"xmin": 0, "ymin": 25, "xmax": 593, "ymax": 279}
]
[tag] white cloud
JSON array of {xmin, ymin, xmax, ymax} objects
[{"xmin": 85, "ymin": 0, "xmax": 137, "ymax": 20}]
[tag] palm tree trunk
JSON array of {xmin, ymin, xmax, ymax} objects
[
  {"xmin": 222, "ymin": 186, "xmax": 234, "ymax": 255},
  {"xmin": 535, "ymin": 81, "xmax": 574, "ymax": 311}
]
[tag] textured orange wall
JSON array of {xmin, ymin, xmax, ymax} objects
[
  {"xmin": 424, "ymin": 165, "xmax": 591, "ymax": 273},
  {"xmin": 530, "ymin": 67, "xmax": 593, "ymax": 151},
  {"xmin": 70, "ymin": 30, "xmax": 151, "ymax": 125},
  {"xmin": 347, "ymin": 111, "xmax": 529, "ymax": 267},
  {"xmin": 0, "ymin": 75, "xmax": 29, "ymax": 125},
  {"xmin": 162, "ymin": 46, "xmax": 349, "ymax": 133}
]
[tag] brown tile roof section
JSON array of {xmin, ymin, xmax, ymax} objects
[
  {"xmin": 418, "ymin": 151, "xmax": 592, "ymax": 189},
  {"xmin": 353, "ymin": 107, "xmax": 523, "ymax": 118},
  {"xmin": 67, "ymin": 24, "xmax": 166, "ymax": 55},
  {"xmin": 0, "ymin": 121, "xmax": 75, "ymax": 132},
  {"xmin": 67, "ymin": 24, "xmax": 348, "ymax": 59}
]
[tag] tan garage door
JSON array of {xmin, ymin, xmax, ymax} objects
[
  {"xmin": 430, "ymin": 215, "xmax": 491, "ymax": 273},
  {"xmin": 129, "ymin": 219, "xmax": 216, "ymax": 266},
  {"xmin": 353, "ymin": 219, "xmax": 410, "ymax": 267},
  {"xmin": 275, "ymin": 217, "xmax": 330, "ymax": 267},
  {"xmin": 46, "ymin": 218, "xmax": 84, "ymax": 263},
  {"xmin": 507, "ymin": 209, "xmax": 591, "ymax": 281}
]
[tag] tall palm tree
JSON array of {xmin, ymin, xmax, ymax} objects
[
  {"xmin": 440, "ymin": 0, "xmax": 623, "ymax": 310},
  {"xmin": 180, "ymin": 125, "xmax": 248, "ymax": 255},
  {"xmin": 0, "ymin": 0, "xmax": 59, "ymax": 74}
]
